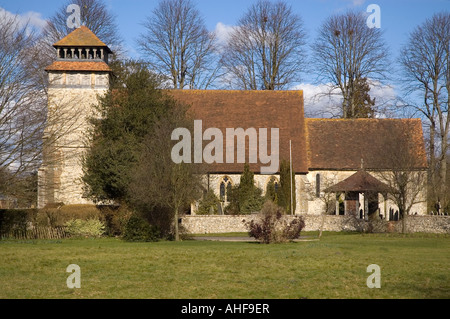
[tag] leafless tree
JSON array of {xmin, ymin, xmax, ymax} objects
[
  {"xmin": 311, "ymin": 10, "xmax": 388, "ymax": 118},
  {"xmin": 378, "ymin": 131, "xmax": 428, "ymax": 233},
  {"xmin": 220, "ymin": 0, "xmax": 306, "ymax": 90},
  {"xmin": 307, "ymin": 172, "xmax": 340, "ymax": 238},
  {"xmin": 138, "ymin": 0, "xmax": 220, "ymax": 89},
  {"xmin": 128, "ymin": 102, "xmax": 205, "ymax": 241},
  {"xmin": 399, "ymin": 12, "xmax": 450, "ymax": 208},
  {"xmin": 0, "ymin": 11, "xmax": 90, "ymax": 206},
  {"xmin": 0, "ymin": 11, "xmax": 44, "ymax": 198},
  {"xmin": 43, "ymin": 0, "xmax": 123, "ymax": 54}
]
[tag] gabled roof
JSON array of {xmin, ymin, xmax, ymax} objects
[
  {"xmin": 168, "ymin": 90, "xmax": 308, "ymax": 174},
  {"xmin": 324, "ymin": 170, "xmax": 393, "ymax": 193},
  {"xmin": 45, "ymin": 60, "xmax": 112, "ymax": 72},
  {"xmin": 306, "ymin": 118, "xmax": 428, "ymax": 170},
  {"xmin": 53, "ymin": 26, "xmax": 111, "ymax": 51}
]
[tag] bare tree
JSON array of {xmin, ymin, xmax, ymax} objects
[
  {"xmin": 378, "ymin": 131, "xmax": 428, "ymax": 233},
  {"xmin": 138, "ymin": 0, "xmax": 219, "ymax": 89},
  {"xmin": 311, "ymin": 10, "xmax": 388, "ymax": 118},
  {"xmin": 399, "ymin": 12, "xmax": 450, "ymax": 208},
  {"xmin": 220, "ymin": 0, "xmax": 306, "ymax": 90},
  {"xmin": 307, "ymin": 172, "xmax": 340, "ymax": 238},
  {"xmin": 128, "ymin": 102, "xmax": 205, "ymax": 241},
  {"xmin": 0, "ymin": 11, "xmax": 44, "ymax": 197},
  {"xmin": 43, "ymin": 0, "xmax": 123, "ymax": 54}
]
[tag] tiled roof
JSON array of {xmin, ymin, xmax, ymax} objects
[
  {"xmin": 45, "ymin": 61, "xmax": 112, "ymax": 72},
  {"xmin": 306, "ymin": 118, "xmax": 428, "ymax": 170},
  {"xmin": 168, "ymin": 90, "xmax": 308, "ymax": 174},
  {"xmin": 53, "ymin": 26, "xmax": 110, "ymax": 50},
  {"xmin": 168, "ymin": 91, "xmax": 428, "ymax": 174},
  {"xmin": 324, "ymin": 170, "xmax": 394, "ymax": 193}
]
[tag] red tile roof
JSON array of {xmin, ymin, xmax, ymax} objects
[
  {"xmin": 306, "ymin": 118, "xmax": 428, "ymax": 170},
  {"xmin": 168, "ymin": 91, "xmax": 428, "ymax": 174},
  {"xmin": 168, "ymin": 90, "xmax": 308, "ymax": 174},
  {"xmin": 324, "ymin": 170, "xmax": 394, "ymax": 193},
  {"xmin": 53, "ymin": 26, "xmax": 110, "ymax": 49},
  {"xmin": 45, "ymin": 61, "xmax": 112, "ymax": 72}
]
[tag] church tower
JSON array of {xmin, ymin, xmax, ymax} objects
[{"xmin": 38, "ymin": 26, "xmax": 113, "ymax": 208}]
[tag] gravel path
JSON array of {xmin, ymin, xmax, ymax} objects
[{"xmin": 191, "ymin": 236, "xmax": 318, "ymax": 242}]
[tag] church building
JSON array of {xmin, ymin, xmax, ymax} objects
[
  {"xmin": 38, "ymin": 26, "xmax": 428, "ymax": 220},
  {"xmin": 38, "ymin": 26, "xmax": 112, "ymax": 207}
]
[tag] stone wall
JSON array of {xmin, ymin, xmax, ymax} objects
[
  {"xmin": 393, "ymin": 215, "xmax": 450, "ymax": 234},
  {"xmin": 38, "ymin": 76, "xmax": 108, "ymax": 208},
  {"xmin": 181, "ymin": 214, "xmax": 450, "ymax": 234}
]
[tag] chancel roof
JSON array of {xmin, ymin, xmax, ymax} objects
[{"xmin": 305, "ymin": 118, "xmax": 428, "ymax": 171}]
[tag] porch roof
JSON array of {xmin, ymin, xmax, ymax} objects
[{"xmin": 324, "ymin": 170, "xmax": 393, "ymax": 193}]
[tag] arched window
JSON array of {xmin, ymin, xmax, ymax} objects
[
  {"xmin": 316, "ymin": 173, "xmax": 321, "ymax": 198},
  {"xmin": 219, "ymin": 176, "xmax": 233, "ymax": 203},
  {"xmin": 220, "ymin": 182, "xmax": 226, "ymax": 199}
]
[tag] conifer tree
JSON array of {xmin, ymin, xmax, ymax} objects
[{"xmin": 278, "ymin": 160, "xmax": 296, "ymax": 214}]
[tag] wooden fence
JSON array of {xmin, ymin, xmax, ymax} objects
[{"xmin": 1, "ymin": 226, "xmax": 69, "ymax": 240}]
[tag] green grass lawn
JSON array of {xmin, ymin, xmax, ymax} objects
[{"xmin": 0, "ymin": 232, "xmax": 449, "ymax": 299}]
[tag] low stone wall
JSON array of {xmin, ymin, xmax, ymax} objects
[
  {"xmin": 181, "ymin": 214, "xmax": 450, "ymax": 234},
  {"xmin": 394, "ymin": 215, "xmax": 450, "ymax": 234},
  {"xmin": 182, "ymin": 215, "xmax": 252, "ymax": 234}
]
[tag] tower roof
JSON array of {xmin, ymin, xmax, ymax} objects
[
  {"xmin": 46, "ymin": 26, "xmax": 113, "ymax": 73},
  {"xmin": 53, "ymin": 25, "xmax": 111, "ymax": 52},
  {"xmin": 45, "ymin": 61, "xmax": 111, "ymax": 72}
]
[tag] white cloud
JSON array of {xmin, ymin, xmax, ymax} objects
[
  {"xmin": 352, "ymin": 0, "xmax": 366, "ymax": 6},
  {"xmin": 0, "ymin": 7, "xmax": 47, "ymax": 32},
  {"xmin": 292, "ymin": 80, "xmax": 399, "ymax": 118},
  {"xmin": 291, "ymin": 82, "xmax": 342, "ymax": 118},
  {"xmin": 214, "ymin": 22, "xmax": 235, "ymax": 45}
]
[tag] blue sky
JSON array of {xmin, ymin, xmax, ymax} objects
[
  {"xmin": 1, "ymin": 0, "xmax": 449, "ymax": 116},
  {"xmin": 2, "ymin": 0, "xmax": 449, "ymax": 61}
]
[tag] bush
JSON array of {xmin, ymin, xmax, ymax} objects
[
  {"xmin": 122, "ymin": 215, "xmax": 160, "ymax": 242},
  {"xmin": 98, "ymin": 205, "xmax": 133, "ymax": 236},
  {"xmin": 0, "ymin": 209, "xmax": 37, "ymax": 236},
  {"xmin": 225, "ymin": 184, "xmax": 264, "ymax": 215},
  {"xmin": 245, "ymin": 201, "xmax": 305, "ymax": 244},
  {"xmin": 64, "ymin": 219, "xmax": 106, "ymax": 238},
  {"xmin": 197, "ymin": 190, "xmax": 221, "ymax": 215},
  {"xmin": 39, "ymin": 204, "xmax": 103, "ymax": 227}
]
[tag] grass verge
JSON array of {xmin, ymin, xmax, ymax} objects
[{"xmin": 0, "ymin": 232, "xmax": 448, "ymax": 299}]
